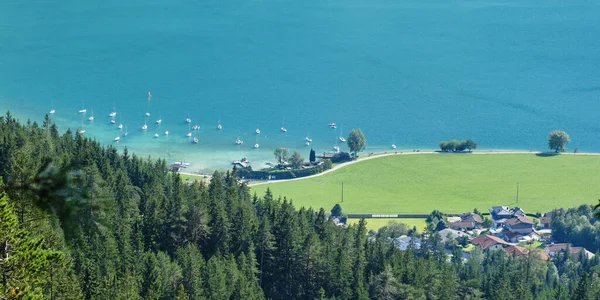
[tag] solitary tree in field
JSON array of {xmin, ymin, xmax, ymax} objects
[
  {"xmin": 548, "ymin": 130, "xmax": 571, "ymax": 153},
  {"xmin": 289, "ymin": 151, "xmax": 304, "ymax": 169},
  {"xmin": 309, "ymin": 149, "xmax": 316, "ymax": 163},
  {"xmin": 273, "ymin": 148, "xmax": 289, "ymax": 165},
  {"xmin": 347, "ymin": 129, "xmax": 367, "ymax": 157}
]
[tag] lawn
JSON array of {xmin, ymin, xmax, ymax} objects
[
  {"xmin": 347, "ymin": 218, "xmax": 427, "ymax": 232},
  {"xmin": 252, "ymin": 154, "xmax": 600, "ymax": 215}
]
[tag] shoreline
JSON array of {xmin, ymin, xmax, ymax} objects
[{"xmin": 248, "ymin": 150, "xmax": 600, "ymax": 187}]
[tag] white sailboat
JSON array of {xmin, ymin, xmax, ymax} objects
[
  {"xmin": 254, "ymin": 136, "xmax": 259, "ymax": 148},
  {"xmin": 217, "ymin": 116, "xmax": 222, "ymax": 130},
  {"xmin": 329, "ymin": 122, "xmax": 337, "ymax": 129},
  {"xmin": 88, "ymin": 110, "xmax": 94, "ymax": 121},
  {"xmin": 391, "ymin": 144, "xmax": 397, "ymax": 149},
  {"xmin": 109, "ymin": 103, "xmax": 116, "ymax": 117},
  {"xmin": 78, "ymin": 117, "xmax": 85, "ymax": 134},
  {"xmin": 281, "ymin": 118, "xmax": 287, "ymax": 132},
  {"xmin": 305, "ymin": 141, "xmax": 310, "ymax": 146},
  {"xmin": 164, "ymin": 130, "xmax": 169, "ymax": 135},
  {"xmin": 306, "ymin": 137, "xmax": 312, "ymax": 142},
  {"xmin": 156, "ymin": 113, "xmax": 162, "ymax": 124},
  {"xmin": 235, "ymin": 137, "xmax": 243, "ymax": 145},
  {"xmin": 192, "ymin": 124, "xmax": 200, "ymax": 130},
  {"xmin": 49, "ymin": 101, "xmax": 55, "ymax": 115},
  {"xmin": 255, "ymin": 128, "xmax": 260, "ymax": 134},
  {"xmin": 186, "ymin": 117, "xmax": 192, "ymax": 123},
  {"xmin": 124, "ymin": 126, "xmax": 129, "ymax": 137},
  {"xmin": 118, "ymin": 123, "xmax": 123, "ymax": 129},
  {"xmin": 339, "ymin": 127, "xmax": 346, "ymax": 142},
  {"xmin": 114, "ymin": 136, "xmax": 120, "ymax": 142},
  {"xmin": 186, "ymin": 123, "xmax": 192, "ymax": 137},
  {"xmin": 145, "ymin": 91, "xmax": 151, "ymax": 117},
  {"xmin": 334, "ymin": 145, "xmax": 340, "ymax": 152},
  {"xmin": 78, "ymin": 100, "xmax": 87, "ymax": 114},
  {"xmin": 154, "ymin": 133, "xmax": 159, "ymax": 138},
  {"xmin": 193, "ymin": 137, "xmax": 199, "ymax": 144},
  {"xmin": 142, "ymin": 117, "xmax": 148, "ymax": 130}
]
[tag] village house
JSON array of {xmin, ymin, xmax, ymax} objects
[
  {"xmin": 448, "ymin": 213, "xmax": 483, "ymax": 231},
  {"xmin": 438, "ymin": 228, "xmax": 473, "ymax": 245},
  {"xmin": 505, "ymin": 245, "xmax": 550, "ymax": 260},
  {"xmin": 489, "ymin": 206, "xmax": 528, "ymax": 229},
  {"xmin": 393, "ymin": 236, "xmax": 422, "ymax": 251},
  {"xmin": 500, "ymin": 230, "xmax": 540, "ymax": 243},
  {"xmin": 504, "ymin": 215, "xmax": 535, "ymax": 234},
  {"xmin": 539, "ymin": 208, "xmax": 566, "ymax": 229},
  {"xmin": 545, "ymin": 243, "xmax": 595, "ymax": 262},
  {"xmin": 471, "ymin": 234, "xmax": 509, "ymax": 250}
]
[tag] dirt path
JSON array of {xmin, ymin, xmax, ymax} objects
[{"xmin": 248, "ymin": 150, "xmax": 600, "ymax": 187}]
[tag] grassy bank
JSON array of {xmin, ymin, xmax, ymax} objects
[{"xmin": 252, "ymin": 154, "xmax": 600, "ymax": 216}]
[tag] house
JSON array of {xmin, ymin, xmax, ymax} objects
[
  {"xmin": 505, "ymin": 245, "xmax": 550, "ymax": 260},
  {"xmin": 505, "ymin": 215, "xmax": 535, "ymax": 234},
  {"xmin": 393, "ymin": 236, "xmax": 422, "ymax": 251},
  {"xmin": 489, "ymin": 206, "xmax": 529, "ymax": 229},
  {"xmin": 448, "ymin": 213, "xmax": 483, "ymax": 230},
  {"xmin": 545, "ymin": 243, "xmax": 595, "ymax": 261},
  {"xmin": 539, "ymin": 208, "xmax": 566, "ymax": 229},
  {"xmin": 500, "ymin": 230, "xmax": 540, "ymax": 243},
  {"xmin": 439, "ymin": 228, "xmax": 473, "ymax": 245},
  {"xmin": 471, "ymin": 234, "xmax": 509, "ymax": 250}
]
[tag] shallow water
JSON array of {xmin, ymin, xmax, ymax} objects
[{"xmin": 1, "ymin": 0, "xmax": 599, "ymax": 171}]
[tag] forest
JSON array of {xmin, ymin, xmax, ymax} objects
[{"xmin": 1, "ymin": 111, "xmax": 599, "ymax": 300}]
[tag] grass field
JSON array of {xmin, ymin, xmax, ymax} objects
[
  {"xmin": 347, "ymin": 218, "xmax": 427, "ymax": 232},
  {"xmin": 252, "ymin": 154, "xmax": 600, "ymax": 216}
]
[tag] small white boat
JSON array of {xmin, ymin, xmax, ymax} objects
[
  {"xmin": 255, "ymin": 128, "xmax": 260, "ymax": 134},
  {"xmin": 88, "ymin": 111, "xmax": 94, "ymax": 121},
  {"xmin": 164, "ymin": 130, "xmax": 169, "ymax": 135},
  {"xmin": 110, "ymin": 119, "xmax": 116, "ymax": 124},
  {"xmin": 306, "ymin": 137, "xmax": 312, "ymax": 142},
  {"xmin": 235, "ymin": 137, "xmax": 243, "ymax": 145},
  {"xmin": 118, "ymin": 124, "xmax": 123, "ymax": 129},
  {"xmin": 49, "ymin": 109, "xmax": 55, "ymax": 115},
  {"xmin": 254, "ymin": 143, "xmax": 259, "ymax": 149},
  {"xmin": 156, "ymin": 119, "xmax": 162, "ymax": 124},
  {"xmin": 334, "ymin": 145, "xmax": 340, "ymax": 152},
  {"xmin": 329, "ymin": 122, "xmax": 337, "ymax": 129},
  {"xmin": 154, "ymin": 133, "xmax": 159, "ymax": 138},
  {"xmin": 217, "ymin": 124, "xmax": 222, "ymax": 130},
  {"xmin": 145, "ymin": 112, "xmax": 150, "ymax": 117},
  {"xmin": 109, "ymin": 112, "xmax": 116, "ymax": 117},
  {"xmin": 339, "ymin": 137, "xmax": 346, "ymax": 142},
  {"xmin": 78, "ymin": 109, "xmax": 87, "ymax": 114},
  {"xmin": 192, "ymin": 125, "xmax": 200, "ymax": 130},
  {"xmin": 114, "ymin": 136, "xmax": 120, "ymax": 142},
  {"xmin": 78, "ymin": 129, "xmax": 85, "ymax": 135},
  {"xmin": 305, "ymin": 141, "xmax": 310, "ymax": 146},
  {"xmin": 124, "ymin": 127, "xmax": 129, "ymax": 137},
  {"xmin": 193, "ymin": 137, "xmax": 199, "ymax": 144},
  {"xmin": 391, "ymin": 144, "xmax": 397, "ymax": 149},
  {"xmin": 186, "ymin": 118, "xmax": 191, "ymax": 123},
  {"xmin": 186, "ymin": 132, "xmax": 192, "ymax": 137},
  {"xmin": 281, "ymin": 127, "xmax": 287, "ymax": 132},
  {"xmin": 142, "ymin": 124, "xmax": 148, "ymax": 130}
]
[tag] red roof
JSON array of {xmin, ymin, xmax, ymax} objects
[
  {"xmin": 471, "ymin": 234, "xmax": 509, "ymax": 249},
  {"xmin": 505, "ymin": 245, "xmax": 550, "ymax": 260},
  {"xmin": 506, "ymin": 215, "xmax": 534, "ymax": 226}
]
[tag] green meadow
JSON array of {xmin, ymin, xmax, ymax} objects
[{"xmin": 252, "ymin": 154, "xmax": 600, "ymax": 216}]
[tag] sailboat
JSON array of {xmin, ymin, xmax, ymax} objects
[
  {"xmin": 192, "ymin": 124, "xmax": 200, "ymax": 130},
  {"xmin": 280, "ymin": 118, "xmax": 287, "ymax": 132},
  {"xmin": 217, "ymin": 119, "xmax": 222, "ymax": 130},
  {"xmin": 154, "ymin": 133, "xmax": 159, "ymax": 138},
  {"xmin": 391, "ymin": 144, "xmax": 397, "ymax": 149},
  {"xmin": 142, "ymin": 117, "xmax": 148, "ymax": 130},
  {"xmin": 124, "ymin": 126, "xmax": 129, "ymax": 137},
  {"xmin": 78, "ymin": 117, "xmax": 85, "ymax": 134},
  {"xmin": 145, "ymin": 91, "xmax": 151, "ymax": 117},
  {"xmin": 235, "ymin": 137, "xmax": 243, "ymax": 145},
  {"xmin": 111, "ymin": 119, "xmax": 116, "ymax": 124},
  {"xmin": 186, "ymin": 123, "xmax": 192, "ymax": 137},
  {"xmin": 88, "ymin": 110, "xmax": 94, "ymax": 121},
  {"xmin": 339, "ymin": 127, "xmax": 346, "ymax": 142},
  {"xmin": 114, "ymin": 136, "xmax": 120, "ymax": 142},
  {"xmin": 78, "ymin": 100, "xmax": 87, "ymax": 114},
  {"xmin": 156, "ymin": 113, "xmax": 162, "ymax": 124},
  {"xmin": 109, "ymin": 103, "xmax": 116, "ymax": 117},
  {"xmin": 164, "ymin": 130, "xmax": 169, "ymax": 135},
  {"xmin": 305, "ymin": 137, "xmax": 312, "ymax": 142},
  {"xmin": 255, "ymin": 128, "xmax": 261, "ymax": 134},
  {"xmin": 49, "ymin": 101, "xmax": 55, "ymax": 115},
  {"xmin": 254, "ymin": 136, "xmax": 259, "ymax": 149},
  {"xmin": 193, "ymin": 137, "xmax": 199, "ymax": 144},
  {"xmin": 186, "ymin": 117, "xmax": 192, "ymax": 123},
  {"xmin": 118, "ymin": 122, "xmax": 123, "ymax": 129}
]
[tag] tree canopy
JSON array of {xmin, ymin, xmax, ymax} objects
[
  {"xmin": 548, "ymin": 130, "xmax": 571, "ymax": 152},
  {"xmin": 347, "ymin": 129, "xmax": 367, "ymax": 157}
]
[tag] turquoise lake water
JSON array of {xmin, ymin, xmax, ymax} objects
[{"xmin": 1, "ymin": 0, "xmax": 599, "ymax": 171}]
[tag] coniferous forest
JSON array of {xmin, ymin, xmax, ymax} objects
[{"xmin": 1, "ymin": 111, "xmax": 600, "ymax": 299}]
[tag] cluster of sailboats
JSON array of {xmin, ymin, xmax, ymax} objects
[{"xmin": 49, "ymin": 95, "xmax": 398, "ymax": 150}]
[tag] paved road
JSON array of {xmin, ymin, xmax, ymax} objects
[{"xmin": 249, "ymin": 150, "xmax": 600, "ymax": 187}]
